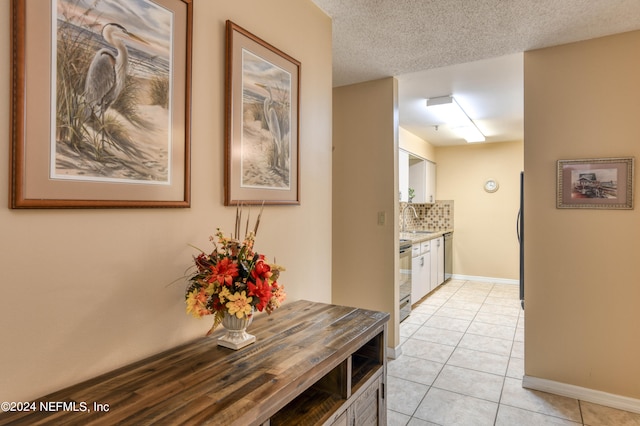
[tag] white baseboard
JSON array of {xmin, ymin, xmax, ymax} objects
[
  {"xmin": 451, "ymin": 274, "xmax": 519, "ymax": 286},
  {"xmin": 387, "ymin": 345, "xmax": 402, "ymax": 360},
  {"xmin": 523, "ymin": 375, "xmax": 640, "ymax": 414}
]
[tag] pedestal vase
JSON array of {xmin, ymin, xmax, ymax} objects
[{"xmin": 217, "ymin": 311, "xmax": 255, "ymax": 350}]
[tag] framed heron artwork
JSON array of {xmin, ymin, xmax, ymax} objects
[
  {"xmin": 9, "ymin": 0, "xmax": 192, "ymax": 208},
  {"xmin": 224, "ymin": 21, "xmax": 301, "ymax": 205}
]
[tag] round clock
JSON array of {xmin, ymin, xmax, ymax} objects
[{"xmin": 484, "ymin": 179, "xmax": 499, "ymax": 193}]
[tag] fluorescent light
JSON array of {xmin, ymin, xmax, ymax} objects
[{"xmin": 426, "ymin": 96, "xmax": 485, "ymax": 143}]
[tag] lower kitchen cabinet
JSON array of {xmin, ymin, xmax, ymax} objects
[
  {"xmin": 430, "ymin": 236, "xmax": 445, "ymax": 291},
  {"xmin": 412, "ymin": 236, "xmax": 446, "ymax": 304},
  {"xmin": 411, "ymin": 242, "xmax": 430, "ymax": 304}
]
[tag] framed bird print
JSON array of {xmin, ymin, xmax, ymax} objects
[
  {"xmin": 224, "ymin": 21, "xmax": 301, "ymax": 205},
  {"xmin": 9, "ymin": 0, "xmax": 192, "ymax": 208}
]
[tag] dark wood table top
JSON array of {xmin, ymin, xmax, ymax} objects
[{"xmin": 0, "ymin": 300, "xmax": 389, "ymax": 425}]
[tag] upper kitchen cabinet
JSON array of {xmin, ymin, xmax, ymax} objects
[
  {"xmin": 399, "ymin": 149, "xmax": 436, "ymax": 203},
  {"xmin": 425, "ymin": 160, "xmax": 436, "ymax": 204},
  {"xmin": 399, "ymin": 149, "xmax": 410, "ymax": 202}
]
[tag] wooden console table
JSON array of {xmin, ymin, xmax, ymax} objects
[{"xmin": 0, "ymin": 300, "xmax": 389, "ymax": 425}]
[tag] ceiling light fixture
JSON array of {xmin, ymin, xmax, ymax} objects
[{"xmin": 426, "ymin": 96, "xmax": 485, "ymax": 143}]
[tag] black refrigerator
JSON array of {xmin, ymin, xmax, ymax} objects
[{"xmin": 518, "ymin": 171, "xmax": 524, "ymax": 310}]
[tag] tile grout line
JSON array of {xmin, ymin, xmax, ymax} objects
[
  {"xmin": 578, "ymin": 399, "xmax": 585, "ymax": 425},
  {"xmin": 402, "ymin": 280, "xmax": 465, "ymax": 422},
  {"xmin": 489, "ymin": 281, "xmax": 517, "ymax": 426},
  {"xmin": 408, "ymin": 280, "xmax": 506, "ymax": 424},
  {"xmin": 406, "ymin": 280, "xmax": 463, "ymax": 421},
  {"xmin": 395, "ymin": 280, "xmax": 625, "ymax": 426},
  {"xmin": 395, "ymin": 280, "xmax": 530, "ymax": 425},
  {"xmin": 453, "ymin": 281, "xmax": 508, "ymax": 426}
]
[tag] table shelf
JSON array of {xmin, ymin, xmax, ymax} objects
[{"xmin": 0, "ymin": 301, "xmax": 389, "ymax": 426}]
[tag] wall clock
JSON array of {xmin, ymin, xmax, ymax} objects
[{"xmin": 484, "ymin": 179, "xmax": 499, "ymax": 193}]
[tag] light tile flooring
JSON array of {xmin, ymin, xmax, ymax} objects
[{"xmin": 388, "ymin": 279, "xmax": 640, "ymax": 426}]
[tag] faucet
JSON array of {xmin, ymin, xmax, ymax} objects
[{"xmin": 401, "ymin": 204, "xmax": 418, "ymax": 233}]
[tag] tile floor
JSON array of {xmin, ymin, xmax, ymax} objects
[{"xmin": 388, "ymin": 279, "xmax": 640, "ymax": 426}]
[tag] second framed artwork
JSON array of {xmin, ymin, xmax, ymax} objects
[
  {"xmin": 224, "ymin": 21, "xmax": 301, "ymax": 205},
  {"xmin": 557, "ymin": 157, "xmax": 634, "ymax": 209}
]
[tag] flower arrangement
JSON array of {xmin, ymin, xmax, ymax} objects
[{"xmin": 185, "ymin": 205, "xmax": 286, "ymax": 335}]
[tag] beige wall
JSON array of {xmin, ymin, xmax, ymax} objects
[
  {"xmin": 332, "ymin": 78, "xmax": 399, "ymax": 348},
  {"xmin": 399, "ymin": 126, "xmax": 436, "ymax": 162},
  {"xmin": 436, "ymin": 141, "xmax": 523, "ymax": 280},
  {"xmin": 524, "ymin": 31, "xmax": 640, "ymax": 399},
  {"xmin": 0, "ymin": 0, "xmax": 332, "ymax": 402}
]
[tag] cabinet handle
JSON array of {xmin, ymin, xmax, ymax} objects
[{"xmin": 420, "ymin": 257, "xmax": 424, "ymax": 266}]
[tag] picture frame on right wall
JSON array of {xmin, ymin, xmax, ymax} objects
[{"xmin": 557, "ymin": 157, "xmax": 634, "ymax": 209}]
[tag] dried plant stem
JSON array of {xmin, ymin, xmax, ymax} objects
[{"xmin": 254, "ymin": 201, "xmax": 264, "ymax": 236}]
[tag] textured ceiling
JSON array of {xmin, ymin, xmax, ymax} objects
[
  {"xmin": 311, "ymin": 0, "xmax": 640, "ymax": 145},
  {"xmin": 312, "ymin": 0, "xmax": 640, "ymax": 87}
]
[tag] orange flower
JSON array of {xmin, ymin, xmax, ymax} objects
[
  {"xmin": 251, "ymin": 257, "xmax": 272, "ymax": 281},
  {"xmin": 186, "ymin": 288, "xmax": 211, "ymax": 318},
  {"xmin": 209, "ymin": 257, "xmax": 238, "ymax": 286},
  {"xmin": 247, "ymin": 277, "xmax": 272, "ymax": 312}
]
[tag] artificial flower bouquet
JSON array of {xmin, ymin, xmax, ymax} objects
[{"xmin": 185, "ymin": 207, "xmax": 286, "ymax": 335}]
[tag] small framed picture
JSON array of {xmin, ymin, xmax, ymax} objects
[
  {"xmin": 224, "ymin": 20, "xmax": 301, "ymax": 205},
  {"xmin": 557, "ymin": 157, "xmax": 634, "ymax": 209}
]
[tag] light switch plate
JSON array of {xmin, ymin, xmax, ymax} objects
[{"xmin": 377, "ymin": 211, "xmax": 386, "ymax": 225}]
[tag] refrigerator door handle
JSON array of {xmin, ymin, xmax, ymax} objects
[{"xmin": 519, "ymin": 171, "xmax": 524, "ymax": 310}]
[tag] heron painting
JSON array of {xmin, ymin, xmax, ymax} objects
[
  {"xmin": 240, "ymin": 50, "xmax": 292, "ymax": 190},
  {"xmin": 224, "ymin": 21, "xmax": 300, "ymax": 205},
  {"xmin": 54, "ymin": 0, "xmax": 172, "ymax": 184}
]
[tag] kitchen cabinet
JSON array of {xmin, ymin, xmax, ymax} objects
[
  {"xmin": 411, "ymin": 242, "xmax": 430, "ymax": 304},
  {"xmin": 408, "ymin": 157, "xmax": 436, "ymax": 204},
  {"xmin": 426, "ymin": 160, "xmax": 436, "ymax": 204},
  {"xmin": 399, "ymin": 149, "xmax": 409, "ymax": 202},
  {"xmin": 409, "ymin": 159, "xmax": 426, "ymax": 203},
  {"xmin": 430, "ymin": 236, "xmax": 445, "ymax": 291},
  {"xmin": 399, "ymin": 149, "xmax": 436, "ymax": 203}
]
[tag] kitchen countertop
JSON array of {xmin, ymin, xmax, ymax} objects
[{"xmin": 400, "ymin": 229, "xmax": 453, "ymax": 245}]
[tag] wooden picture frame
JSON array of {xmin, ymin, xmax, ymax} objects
[
  {"xmin": 9, "ymin": 0, "xmax": 192, "ymax": 208},
  {"xmin": 224, "ymin": 20, "xmax": 300, "ymax": 205},
  {"xmin": 557, "ymin": 157, "xmax": 634, "ymax": 209}
]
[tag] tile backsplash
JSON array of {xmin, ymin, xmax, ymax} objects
[{"xmin": 400, "ymin": 200, "xmax": 454, "ymax": 231}]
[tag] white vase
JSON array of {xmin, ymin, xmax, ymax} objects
[{"xmin": 217, "ymin": 310, "xmax": 256, "ymax": 350}]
